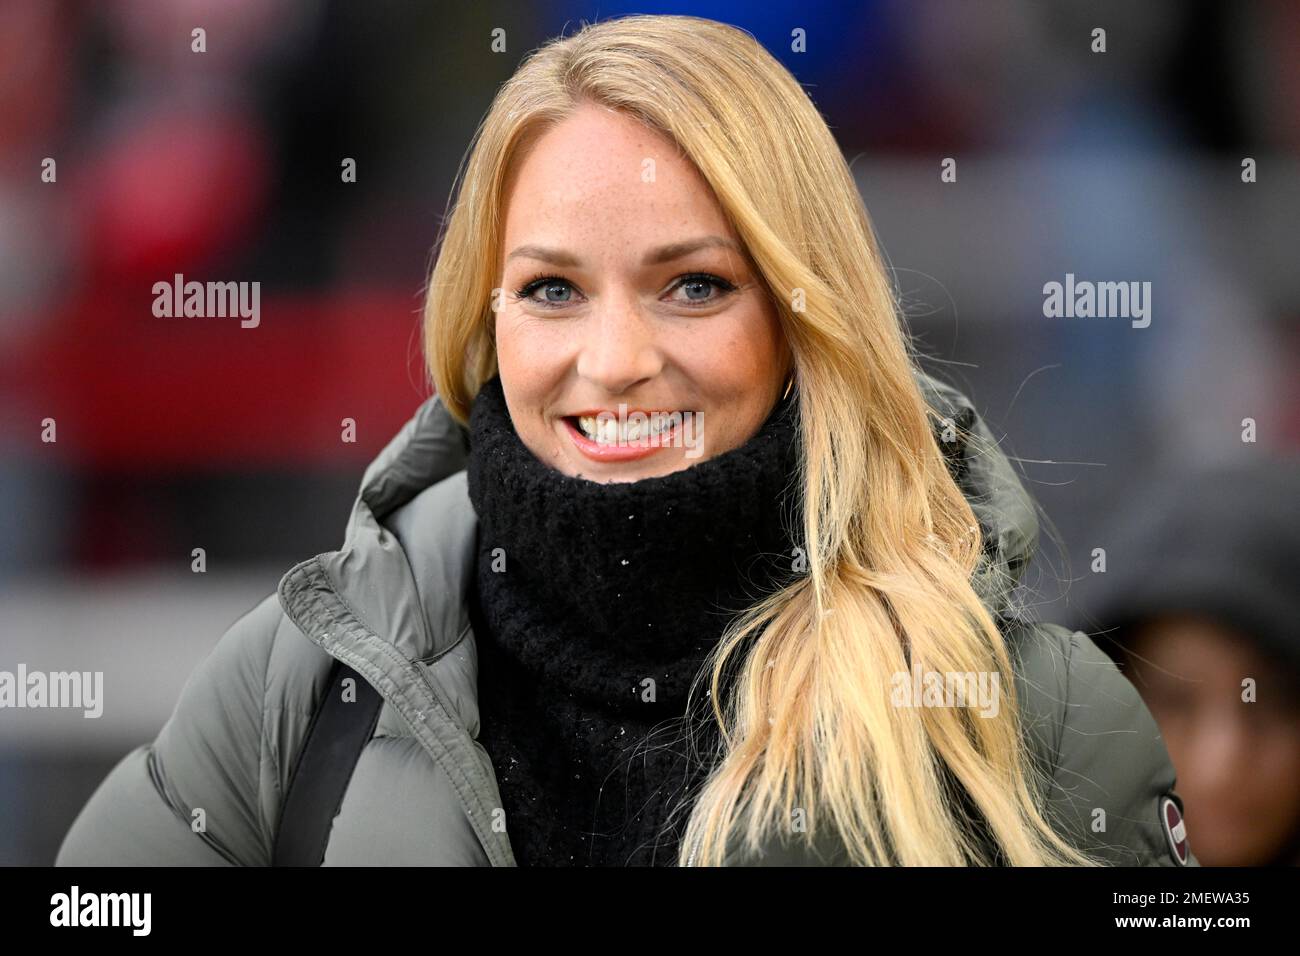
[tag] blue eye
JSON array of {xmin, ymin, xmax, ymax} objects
[
  {"xmin": 510, "ymin": 272, "xmax": 737, "ymax": 310},
  {"xmin": 672, "ymin": 273, "xmax": 735, "ymax": 304},
  {"xmin": 513, "ymin": 276, "xmax": 576, "ymax": 306}
]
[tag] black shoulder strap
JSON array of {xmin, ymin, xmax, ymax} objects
[{"xmin": 273, "ymin": 657, "xmax": 383, "ymax": 866}]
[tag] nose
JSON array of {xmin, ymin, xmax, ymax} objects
[{"xmin": 574, "ymin": 296, "xmax": 664, "ymax": 396}]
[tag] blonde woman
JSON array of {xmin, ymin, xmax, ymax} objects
[{"xmin": 57, "ymin": 14, "xmax": 1195, "ymax": 867}]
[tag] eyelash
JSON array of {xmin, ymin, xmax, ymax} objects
[{"xmin": 510, "ymin": 272, "xmax": 738, "ymax": 310}]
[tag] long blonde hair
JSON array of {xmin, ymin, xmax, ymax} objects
[{"xmin": 423, "ymin": 14, "xmax": 1098, "ymax": 866}]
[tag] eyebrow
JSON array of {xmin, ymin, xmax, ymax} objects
[{"xmin": 505, "ymin": 235, "xmax": 740, "ymax": 268}]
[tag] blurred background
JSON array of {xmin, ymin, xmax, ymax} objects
[{"xmin": 1, "ymin": 0, "xmax": 1297, "ymax": 866}]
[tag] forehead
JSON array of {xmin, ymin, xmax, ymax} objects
[
  {"xmin": 1133, "ymin": 615, "xmax": 1269, "ymax": 679},
  {"xmin": 500, "ymin": 104, "xmax": 734, "ymax": 249}
]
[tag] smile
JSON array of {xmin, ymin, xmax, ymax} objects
[
  {"xmin": 572, "ymin": 410, "xmax": 684, "ymax": 444},
  {"xmin": 561, "ymin": 407, "xmax": 694, "ymax": 462}
]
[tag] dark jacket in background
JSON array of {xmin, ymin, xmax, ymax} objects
[{"xmin": 1071, "ymin": 456, "xmax": 1300, "ymax": 678}]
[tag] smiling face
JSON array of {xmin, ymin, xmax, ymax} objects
[{"xmin": 492, "ymin": 102, "xmax": 790, "ymax": 483}]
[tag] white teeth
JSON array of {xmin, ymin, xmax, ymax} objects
[{"xmin": 575, "ymin": 412, "xmax": 681, "ymax": 444}]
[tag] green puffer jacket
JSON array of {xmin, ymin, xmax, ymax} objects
[{"xmin": 55, "ymin": 373, "xmax": 1197, "ymax": 867}]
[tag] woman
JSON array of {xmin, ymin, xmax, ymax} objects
[{"xmin": 56, "ymin": 14, "xmax": 1194, "ymax": 867}]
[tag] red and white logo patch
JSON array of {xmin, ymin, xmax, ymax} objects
[{"xmin": 1160, "ymin": 795, "xmax": 1189, "ymax": 865}]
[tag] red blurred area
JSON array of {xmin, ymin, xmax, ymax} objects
[
  {"xmin": 6, "ymin": 292, "xmax": 431, "ymax": 469},
  {"xmin": 81, "ymin": 109, "xmax": 272, "ymax": 283}
]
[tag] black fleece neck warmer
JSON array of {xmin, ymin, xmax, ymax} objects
[{"xmin": 465, "ymin": 372, "xmax": 801, "ymax": 865}]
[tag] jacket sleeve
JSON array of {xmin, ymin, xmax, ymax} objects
[
  {"xmin": 55, "ymin": 593, "xmax": 289, "ymax": 866},
  {"xmin": 1021, "ymin": 622, "xmax": 1200, "ymax": 867}
]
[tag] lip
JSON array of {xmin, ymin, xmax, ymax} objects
[{"xmin": 561, "ymin": 414, "xmax": 683, "ymax": 462}]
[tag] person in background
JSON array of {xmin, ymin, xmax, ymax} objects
[{"xmin": 1075, "ymin": 457, "xmax": 1300, "ymax": 866}]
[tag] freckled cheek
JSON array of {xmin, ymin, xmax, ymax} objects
[
  {"xmin": 498, "ymin": 314, "xmax": 562, "ymax": 373},
  {"xmin": 702, "ymin": 337, "xmax": 778, "ymax": 397},
  {"xmin": 496, "ymin": 316, "xmax": 576, "ymax": 436},
  {"xmin": 493, "ymin": 326, "xmax": 528, "ymax": 389}
]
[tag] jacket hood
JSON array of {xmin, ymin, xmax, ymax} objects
[{"xmin": 297, "ymin": 371, "xmax": 1040, "ymax": 666}]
